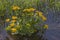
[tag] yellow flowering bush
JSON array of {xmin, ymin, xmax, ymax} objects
[
  {"xmin": 0, "ymin": 0, "xmax": 48, "ymax": 37},
  {"xmin": 5, "ymin": 6, "xmax": 48, "ymax": 36}
]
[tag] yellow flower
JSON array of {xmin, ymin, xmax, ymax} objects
[
  {"xmin": 37, "ymin": 12, "xmax": 43, "ymax": 16},
  {"xmin": 5, "ymin": 18, "xmax": 10, "ymax": 22},
  {"xmin": 10, "ymin": 23, "xmax": 15, "ymax": 27},
  {"xmin": 12, "ymin": 16, "xmax": 17, "ymax": 19},
  {"xmin": 27, "ymin": 9, "xmax": 32, "ymax": 12},
  {"xmin": 11, "ymin": 20, "xmax": 16, "ymax": 23},
  {"xmin": 29, "ymin": 8, "xmax": 35, "ymax": 11},
  {"xmin": 36, "ymin": 11, "xmax": 43, "ymax": 17},
  {"xmin": 23, "ymin": 9, "xmax": 31, "ymax": 12},
  {"xmin": 11, "ymin": 28, "xmax": 17, "ymax": 33},
  {"xmin": 42, "ymin": 16, "xmax": 47, "ymax": 21},
  {"xmin": 36, "ymin": 11, "xmax": 47, "ymax": 21},
  {"xmin": 23, "ymin": 8, "xmax": 35, "ymax": 12},
  {"xmin": 12, "ymin": 5, "xmax": 20, "ymax": 10},
  {"xmin": 44, "ymin": 24, "xmax": 48, "ymax": 29},
  {"xmin": 38, "ymin": 12, "xmax": 43, "ymax": 16}
]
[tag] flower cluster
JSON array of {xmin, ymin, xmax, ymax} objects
[
  {"xmin": 23, "ymin": 8, "xmax": 35, "ymax": 12},
  {"xmin": 5, "ymin": 5, "xmax": 48, "ymax": 36},
  {"xmin": 12, "ymin": 5, "xmax": 20, "ymax": 11},
  {"xmin": 6, "ymin": 16, "xmax": 17, "ymax": 33},
  {"xmin": 36, "ymin": 11, "xmax": 47, "ymax": 21}
]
